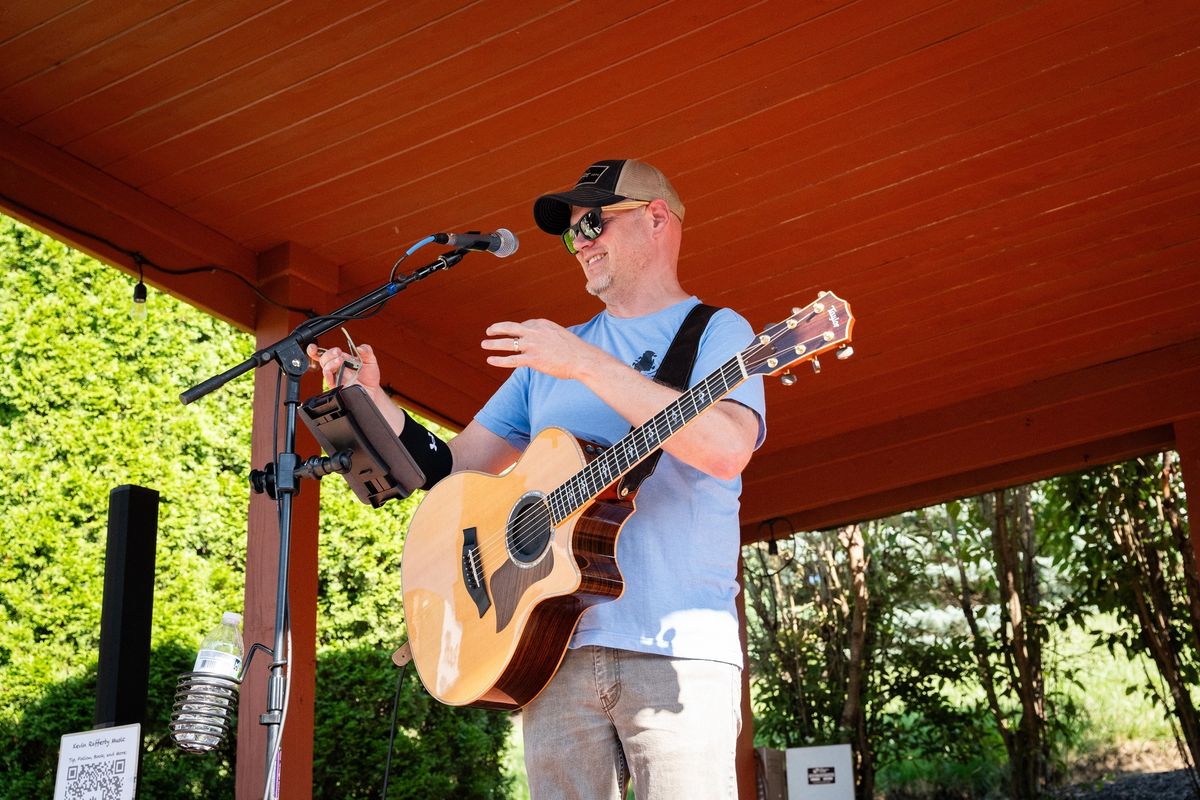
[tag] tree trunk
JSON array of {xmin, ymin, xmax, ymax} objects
[
  {"xmin": 949, "ymin": 505, "xmax": 1013, "ymax": 754},
  {"xmin": 838, "ymin": 524, "xmax": 874, "ymax": 798},
  {"xmin": 996, "ymin": 488, "xmax": 1047, "ymax": 798},
  {"xmin": 1109, "ymin": 465, "xmax": 1200, "ymax": 771},
  {"xmin": 1163, "ymin": 452, "xmax": 1200, "ymax": 669}
]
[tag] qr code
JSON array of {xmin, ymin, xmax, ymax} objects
[{"xmin": 63, "ymin": 758, "xmax": 126, "ymax": 799}]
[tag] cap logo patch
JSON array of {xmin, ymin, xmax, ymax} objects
[{"xmin": 575, "ymin": 164, "xmax": 610, "ymax": 187}]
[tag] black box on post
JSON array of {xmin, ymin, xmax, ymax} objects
[{"xmin": 94, "ymin": 484, "xmax": 160, "ymax": 729}]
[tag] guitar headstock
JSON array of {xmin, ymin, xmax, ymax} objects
[{"xmin": 743, "ymin": 292, "xmax": 855, "ymax": 381}]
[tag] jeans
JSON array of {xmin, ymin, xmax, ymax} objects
[{"xmin": 522, "ymin": 645, "xmax": 741, "ymax": 799}]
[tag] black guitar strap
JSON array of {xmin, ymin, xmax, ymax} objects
[{"xmin": 615, "ymin": 303, "xmax": 720, "ymax": 499}]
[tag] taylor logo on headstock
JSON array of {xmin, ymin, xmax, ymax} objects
[{"xmin": 742, "ymin": 291, "xmax": 854, "ymax": 382}]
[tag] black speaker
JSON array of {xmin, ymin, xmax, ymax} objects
[{"xmin": 94, "ymin": 484, "xmax": 160, "ymax": 729}]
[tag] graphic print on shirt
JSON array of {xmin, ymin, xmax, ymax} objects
[{"xmin": 630, "ymin": 350, "xmax": 657, "ymax": 374}]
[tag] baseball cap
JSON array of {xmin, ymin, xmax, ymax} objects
[{"xmin": 533, "ymin": 159, "xmax": 686, "ymax": 235}]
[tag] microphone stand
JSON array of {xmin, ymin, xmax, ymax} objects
[{"xmin": 179, "ymin": 248, "xmax": 470, "ymax": 798}]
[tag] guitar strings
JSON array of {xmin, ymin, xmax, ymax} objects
[
  {"xmin": 495, "ymin": 332, "xmax": 825, "ymax": 558},
  {"xmin": 470, "ymin": 315, "xmax": 834, "ymax": 560}
]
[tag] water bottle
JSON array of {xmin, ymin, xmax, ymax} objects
[
  {"xmin": 194, "ymin": 611, "xmax": 244, "ymax": 677},
  {"xmin": 170, "ymin": 611, "xmax": 244, "ymax": 753}
]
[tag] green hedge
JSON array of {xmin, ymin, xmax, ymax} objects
[{"xmin": 0, "ymin": 217, "xmax": 511, "ymax": 798}]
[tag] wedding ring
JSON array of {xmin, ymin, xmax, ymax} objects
[{"xmin": 512, "ymin": 338, "xmax": 522, "ymax": 353}]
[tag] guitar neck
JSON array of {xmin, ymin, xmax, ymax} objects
[
  {"xmin": 545, "ymin": 354, "xmax": 749, "ymax": 525},
  {"xmin": 541, "ymin": 291, "xmax": 856, "ymax": 526}
]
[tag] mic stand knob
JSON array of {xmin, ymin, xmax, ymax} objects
[{"xmin": 249, "ymin": 463, "xmax": 277, "ymax": 499}]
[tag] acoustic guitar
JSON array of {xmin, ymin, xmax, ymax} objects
[{"xmin": 400, "ymin": 292, "xmax": 855, "ymax": 709}]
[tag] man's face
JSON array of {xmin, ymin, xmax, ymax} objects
[{"xmin": 568, "ymin": 204, "xmax": 649, "ymax": 300}]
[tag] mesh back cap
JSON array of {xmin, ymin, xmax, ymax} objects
[{"xmin": 533, "ymin": 159, "xmax": 685, "ymax": 235}]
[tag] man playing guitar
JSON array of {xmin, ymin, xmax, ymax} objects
[{"xmin": 310, "ymin": 159, "xmax": 766, "ymax": 799}]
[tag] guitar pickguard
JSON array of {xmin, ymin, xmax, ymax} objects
[{"xmin": 491, "ymin": 549, "xmax": 554, "ymax": 632}]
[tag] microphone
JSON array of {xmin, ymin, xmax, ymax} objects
[{"xmin": 432, "ymin": 228, "xmax": 519, "ymax": 257}]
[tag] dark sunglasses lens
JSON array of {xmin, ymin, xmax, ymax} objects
[
  {"xmin": 562, "ymin": 209, "xmax": 603, "ymax": 254},
  {"xmin": 580, "ymin": 209, "xmax": 603, "ymax": 240}
]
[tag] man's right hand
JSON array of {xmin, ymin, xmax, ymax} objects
[{"xmin": 306, "ymin": 342, "xmax": 382, "ymax": 396}]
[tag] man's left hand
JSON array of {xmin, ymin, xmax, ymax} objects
[{"xmin": 482, "ymin": 319, "xmax": 609, "ymax": 381}]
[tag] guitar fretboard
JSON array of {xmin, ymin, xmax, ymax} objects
[{"xmin": 545, "ymin": 354, "xmax": 748, "ymax": 525}]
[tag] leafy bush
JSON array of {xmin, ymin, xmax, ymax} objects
[{"xmin": 0, "ymin": 216, "xmax": 511, "ymax": 798}]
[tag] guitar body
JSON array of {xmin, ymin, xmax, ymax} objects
[{"xmin": 401, "ymin": 426, "xmax": 629, "ymax": 710}]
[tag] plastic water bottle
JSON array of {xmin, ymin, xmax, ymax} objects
[
  {"xmin": 171, "ymin": 611, "xmax": 244, "ymax": 752},
  {"xmin": 194, "ymin": 611, "xmax": 244, "ymax": 677}
]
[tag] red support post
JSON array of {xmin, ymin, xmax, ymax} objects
[
  {"xmin": 736, "ymin": 556, "xmax": 757, "ymax": 799},
  {"xmin": 1174, "ymin": 416, "xmax": 1200, "ymax": 570},
  {"xmin": 236, "ymin": 245, "xmax": 332, "ymax": 800}
]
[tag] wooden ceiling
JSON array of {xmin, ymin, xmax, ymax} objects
[{"xmin": 2, "ymin": 0, "xmax": 1198, "ymax": 538}]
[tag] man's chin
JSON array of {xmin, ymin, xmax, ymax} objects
[{"xmin": 586, "ymin": 277, "xmax": 613, "ymax": 299}]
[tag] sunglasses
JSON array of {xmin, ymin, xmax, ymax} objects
[{"xmin": 561, "ymin": 201, "xmax": 649, "ymax": 254}]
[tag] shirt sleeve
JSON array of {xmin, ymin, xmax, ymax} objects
[
  {"xmin": 696, "ymin": 308, "xmax": 768, "ymax": 449},
  {"xmin": 474, "ymin": 366, "xmax": 533, "ymax": 451}
]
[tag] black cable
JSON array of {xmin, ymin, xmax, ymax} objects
[
  {"xmin": 272, "ymin": 366, "xmax": 283, "ymax": 460},
  {"xmin": 0, "ymin": 193, "xmax": 318, "ymax": 317},
  {"xmin": 381, "ymin": 646, "xmax": 412, "ymax": 800}
]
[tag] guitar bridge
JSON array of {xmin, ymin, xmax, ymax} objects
[{"xmin": 461, "ymin": 527, "xmax": 491, "ymax": 618}]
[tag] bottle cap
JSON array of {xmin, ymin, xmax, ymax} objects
[{"xmin": 222, "ymin": 611, "xmax": 242, "ymax": 626}]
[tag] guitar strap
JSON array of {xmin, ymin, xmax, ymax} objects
[{"xmin": 615, "ymin": 303, "xmax": 720, "ymax": 499}]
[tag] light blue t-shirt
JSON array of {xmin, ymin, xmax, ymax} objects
[{"xmin": 475, "ymin": 296, "xmax": 766, "ymax": 668}]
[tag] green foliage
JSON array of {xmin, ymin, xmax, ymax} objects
[
  {"xmin": 312, "ymin": 456, "xmax": 513, "ymax": 797},
  {"xmin": 0, "ymin": 217, "xmax": 512, "ymax": 798},
  {"xmin": 744, "ymin": 487, "xmax": 1154, "ymax": 798},
  {"xmin": 315, "ymin": 474, "xmax": 413, "ymax": 651},
  {"xmin": 1044, "ymin": 454, "xmax": 1199, "ymax": 763},
  {"xmin": 0, "ymin": 216, "xmax": 252, "ymax": 797},
  {"xmin": 744, "ymin": 516, "xmax": 1002, "ymax": 768},
  {"xmin": 862, "ymin": 512, "xmax": 1003, "ymax": 779},
  {"xmin": 1046, "ymin": 454, "xmax": 1195, "ymax": 669},
  {"xmin": 312, "ymin": 647, "xmax": 511, "ymax": 799}
]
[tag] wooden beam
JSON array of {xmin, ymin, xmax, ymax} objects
[
  {"xmin": 0, "ymin": 120, "xmax": 260, "ymax": 330},
  {"xmin": 235, "ymin": 249, "xmax": 331, "ymax": 800},
  {"xmin": 742, "ymin": 338, "xmax": 1200, "ymax": 538},
  {"xmin": 744, "ymin": 426, "xmax": 1176, "ymax": 539}
]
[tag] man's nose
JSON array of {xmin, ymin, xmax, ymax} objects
[{"xmin": 571, "ymin": 226, "xmax": 596, "ymax": 254}]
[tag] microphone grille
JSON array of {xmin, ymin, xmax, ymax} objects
[{"xmin": 494, "ymin": 228, "xmax": 519, "ymax": 258}]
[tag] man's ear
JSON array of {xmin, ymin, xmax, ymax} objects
[{"xmin": 646, "ymin": 198, "xmax": 672, "ymax": 233}]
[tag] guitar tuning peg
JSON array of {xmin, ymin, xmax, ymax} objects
[
  {"xmin": 811, "ymin": 357, "xmax": 822, "ymax": 374},
  {"xmin": 836, "ymin": 345, "xmax": 854, "ymax": 361},
  {"xmin": 780, "ymin": 371, "xmax": 797, "ymax": 386}
]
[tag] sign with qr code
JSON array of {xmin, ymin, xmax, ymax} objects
[{"xmin": 54, "ymin": 723, "xmax": 140, "ymax": 800}]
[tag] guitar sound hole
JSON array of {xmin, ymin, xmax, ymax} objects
[{"xmin": 506, "ymin": 494, "xmax": 551, "ymax": 565}]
